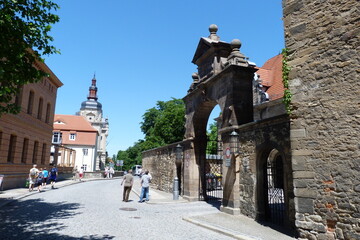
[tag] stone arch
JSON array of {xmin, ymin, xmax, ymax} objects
[
  {"xmin": 182, "ymin": 25, "xmax": 256, "ymax": 203},
  {"xmin": 255, "ymin": 139, "xmax": 294, "ymax": 230}
]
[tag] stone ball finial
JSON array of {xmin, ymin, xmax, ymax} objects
[
  {"xmin": 209, "ymin": 24, "xmax": 218, "ymax": 34},
  {"xmin": 192, "ymin": 72, "xmax": 199, "ymax": 81},
  {"xmin": 230, "ymin": 39, "xmax": 242, "ymax": 50}
]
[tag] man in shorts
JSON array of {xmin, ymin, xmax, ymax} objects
[
  {"xmin": 28, "ymin": 164, "xmax": 39, "ymax": 192},
  {"xmin": 49, "ymin": 165, "xmax": 58, "ymax": 189},
  {"xmin": 36, "ymin": 168, "xmax": 44, "ymax": 192}
]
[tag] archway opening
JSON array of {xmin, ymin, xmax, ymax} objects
[
  {"xmin": 264, "ymin": 148, "xmax": 285, "ymax": 226},
  {"xmin": 199, "ymin": 105, "xmax": 223, "ymax": 204}
]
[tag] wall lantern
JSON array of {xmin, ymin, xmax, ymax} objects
[
  {"xmin": 230, "ymin": 130, "xmax": 239, "ymax": 155},
  {"xmin": 175, "ymin": 144, "xmax": 183, "ymax": 166}
]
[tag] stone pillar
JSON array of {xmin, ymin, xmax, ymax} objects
[{"xmin": 182, "ymin": 147, "xmax": 200, "ymax": 201}]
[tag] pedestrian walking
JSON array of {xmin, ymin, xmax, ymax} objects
[
  {"xmin": 104, "ymin": 167, "xmax": 109, "ymax": 178},
  {"xmin": 109, "ymin": 167, "xmax": 114, "ymax": 178},
  {"xmin": 49, "ymin": 165, "xmax": 58, "ymax": 189},
  {"xmin": 36, "ymin": 168, "xmax": 44, "ymax": 192},
  {"xmin": 72, "ymin": 166, "xmax": 79, "ymax": 181},
  {"xmin": 42, "ymin": 167, "xmax": 49, "ymax": 188},
  {"xmin": 138, "ymin": 170, "xmax": 151, "ymax": 203},
  {"xmin": 79, "ymin": 167, "xmax": 84, "ymax": 181},
  {"xmin": 121, "ymin": 169, "xmax": 134, "ymax": 202},
  {"xmin": 28, "ymin": 164, "xmax": 39, "ymax": 192}
]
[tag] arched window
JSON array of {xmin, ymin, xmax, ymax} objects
[
  {"xmin": 32, "ymin": 141, "xmax": 39, "ymax": 164},
  {"xmin": 27, "ymin": 90, "xmax": 34, "ymax": 114},
  {"xmin": 21, "ymin": 138, "xmax": 29, "ymax": 164},
  {"xmin": 37, "ymin": 97, "xmax": 43, "ymax": 120},
  {"xmin": 45, "ymin": 103, "xmax": 51, "ymax": 123},
  {"xmin": 7, "ymin": 134, "xmax": 17, "ymax": 163},
  {"xmin": 41, "ymin": 143, "xmax": 47, "ymax": 164}
]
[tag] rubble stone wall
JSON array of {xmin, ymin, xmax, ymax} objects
[
  {"xmin": 142, "ymin": 142, "xmax": 184, "ymax": 193},
  {"xmin": 283, "ymin": 0, "xmax": 360, "ymax": 239}
]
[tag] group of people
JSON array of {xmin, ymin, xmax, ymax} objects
[
  {"xmin": 104, "ymin": 166, "xmax": 115, "ymax": 178},
  {"xmin": 28, "ymin": 164, "xmax": 58, "ymax": 192},
  {"xmin": 72, "ymin": 166, "xmax": 84, "ymax": 181},
  {"xmin": 121, "ymin": 169, "xmax": 152, "ymax": 203}
]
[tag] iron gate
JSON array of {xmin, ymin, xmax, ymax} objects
[
  {"xmin": 199, "ymin": 140, "xmax": 223, "ymax": 202},
  {"xmin": 265, "ymin": 155, "xmax": 285, "ymax": 225}
]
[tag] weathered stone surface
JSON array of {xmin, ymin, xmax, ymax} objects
[
  {"xmin": 295, "ymin": 197, "xmax": 314, "ymax": 214},
  {"xmin": 284, "ymin": 0, "xmax": 359, "ymax": 237},
  {"xmin": 293, "ymin": 171, "xmax": 315, "ymax": 179},
  {"xmin": 294, "ymin": 188, "xmax": 317, "ymax": 198},
  {"xmin": 295, "ymin": 220, "xmax": 326, "ymax": 232}
]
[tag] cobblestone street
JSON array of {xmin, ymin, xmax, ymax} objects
[{"xmin": 0, "ymin": 178, "xmax": 234, "ymax": 240}]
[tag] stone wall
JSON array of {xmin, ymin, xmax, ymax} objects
[
  {"xmin": 283, "ymin": 0, "xmax": 360, "ymax": 239},
  {"xmin": 142, "ymin": 142, "xmax": 185, "ymax": 193}
]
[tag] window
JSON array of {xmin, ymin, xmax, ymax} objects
[
  {"xmin": 52, "ymin": 132, "xmax": 62, "ymax": 144},
  {"xmin": 37, "ymin": 97, "xmax": 43, "ymax": 120},
  {"xmin": 21, "ymin": 138, "xmax": 29, "ymax": 163},
  {"xmin": 82, "ymin": 164, "xmax": 87, "ymax": 171},
  {"xmin": 32, "ymin": 141, "xmax": 39, "ymax": 164},
  {"xmin": 15, "ymin": 87, "xmax": 23, "ymax": 108},
  {"xmin": 41, "ymin": 143, "xmax": 47, "ymax": 164},
  {"xmin": 83, "ymin": 148, "xmax": 88, "ymax": 156},
  {"xmin": 69, "ymin": 133, "xmax": 76, "ymax": 140},
  {"xmin": 0, "ymin": 131, "xmax": 2, "ymax": 152},
  {"xmin": 27, "ymin": 90, "xmax": 34, "ymax": 114},
  {"xmin": 7, "ymin": 134, "xmax": 17, "ymax": 163},
  {"xmin": 45, "ymin": 103, "xmax": 51, "ymax": 123}
]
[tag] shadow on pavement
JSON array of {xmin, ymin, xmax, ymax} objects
[
  {"xmin": 206, "ymin": 199, "xmax": 222, "ymax": 210},
  {"xmin": 0, "ymin": 198, "xmax": 115, "ymax": 240}
]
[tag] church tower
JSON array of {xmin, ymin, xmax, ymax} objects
[{"xmin": 78, "ymin": 75, "xmax": 109, "ymax": 170}]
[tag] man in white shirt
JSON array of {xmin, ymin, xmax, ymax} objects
[{"xmin": 138, "ymin": 170, "xmax": 151, "ymax": 202}]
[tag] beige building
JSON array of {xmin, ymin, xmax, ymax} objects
[{"xmin": 0, "ymin": 61, "xmax": 63, "ymax": 190}]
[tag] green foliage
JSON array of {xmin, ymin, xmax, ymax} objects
[
  {"xmin": 116, "ymin": 140, "xmax": 147, "ymax": 171},
  {"xmin": 206, "ymin": 122, "xmax": 218, "ymax": 154},
  {"xmin": 141, "ymin": 98, "xmax": 185, "ymax": 146},
  {"xmin": 118, "ymin": 98, "xmax": 186, "ymax": 170},
  {"xmin": 0, "ymin": 0, "xmax": 60, "ymax": 116},
  {"xmin": 281, "ymin": 48, "xmax": 292, "ymax": 114}
]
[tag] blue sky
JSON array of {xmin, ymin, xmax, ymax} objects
[{"xmin": 45, "ymin": 0, "xmax": 285, "ymax": 157}]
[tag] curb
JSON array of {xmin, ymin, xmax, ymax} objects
[{"xmin": 182, "ymin": 216, "xmax": 260, "ymax": 240}]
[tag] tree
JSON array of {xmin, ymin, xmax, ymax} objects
[
  {"xmin": 140, "ymin": 98, "xmax": 185, "ymax": 146},
  {"xmin": 206, "ymin": 122, "xmax": 218, "ymax": 154},
  {"xmin": 0, "ymin": 0, "xmax": 60, "ymax": 116},
  {"xmin": 116, "ymin": 98, "xmax": 186, "ymax": 170},
  {"xmin": 117, "ymin": 140, "xmax": 144, "ymax": 171}
]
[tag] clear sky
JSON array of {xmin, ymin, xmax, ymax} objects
[{"xmin": 45, "ymin": 0, "xmax": 285, "ymax": 157}]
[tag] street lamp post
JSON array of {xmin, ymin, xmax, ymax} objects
[
  {"xmin": 230, "ymin": 130, "xmax": 239, "ymax": 156},
  {"xmin": 174, "ymin": 144, "xmax": 183, "ymax": 200}
]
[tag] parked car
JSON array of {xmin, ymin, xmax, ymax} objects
[{"xmin": 132, "ymin": 165, "xmax": 142, "ymax": 176}]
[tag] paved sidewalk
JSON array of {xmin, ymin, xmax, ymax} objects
[
  {"xmin": 0, "ymin": 176, "xmax": 297, "ymax": 240},
  {"xmin": 132, "ymin": 177, "xmax": 296, "ymax": 240},
  {"xmin": 131, "ymin": 175, "xmax": 187, "ymax": 204}
]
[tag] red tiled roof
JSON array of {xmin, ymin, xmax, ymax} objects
[
  {"xmin": 258, "ymin": 54, "xmax": 284, "ymax": 100},
  {"xmin": 53, "ymin": 114, "xmax": 98, "ymax": 146},
  {"xmin": 53, "ymin": 115, "xmax": 97, "ymax": 132}
]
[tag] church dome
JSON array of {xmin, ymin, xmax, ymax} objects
[{"xmin": 80, "ymin": 99, "xmax": 102, "ymax": 110}]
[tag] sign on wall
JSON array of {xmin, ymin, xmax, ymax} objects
[{"xmin": 225, "ymin": 147, "xmax": 231, "ymax": 167}]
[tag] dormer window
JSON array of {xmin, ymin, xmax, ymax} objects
[
  {"xmin": 52, "ymin": 132, "xmax": 62, "ymax": 144},
  {"xmin": 69, "ymin": 133, "xmax": 76, "ymax": 140}
]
